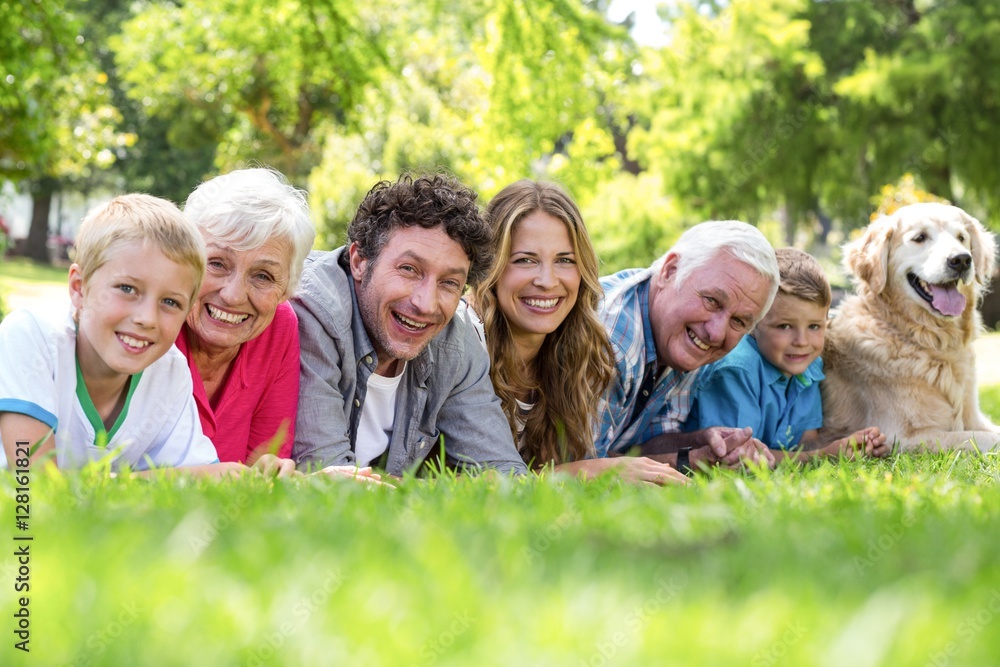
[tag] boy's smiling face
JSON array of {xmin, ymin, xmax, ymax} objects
[
  {"xmin": 752, "ymin": 293, "xmax": 828, "ymax": 378},
  {"xmin": 71, "ymin": 241, "xmax": 198, "ymax": 383}
]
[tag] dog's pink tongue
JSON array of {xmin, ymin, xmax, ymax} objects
[{"xmin": 929, "ymin": 284, "xmax": 966, "ymax": 316}]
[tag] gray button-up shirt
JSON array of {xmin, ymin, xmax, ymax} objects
[{"xmin": 291, "ymin": 247, "xmax": 526, "ymax": 476}]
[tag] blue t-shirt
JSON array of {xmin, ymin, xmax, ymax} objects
[{"xmin": 683, "ymin": 335, "xmax": 825, "ymax": 449}]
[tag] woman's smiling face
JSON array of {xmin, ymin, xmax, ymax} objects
[
  {"xmin": 186, "ymin": 236, "xmax": 292, "ymax": 353},
  {"xmin": 495, "ymin": 210, "xmax": 581, "ymax": 347}
]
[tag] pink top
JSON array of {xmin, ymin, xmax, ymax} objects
[{"xmin": 176, "ymin": 301, "xmax": 299, "ymax": 463}]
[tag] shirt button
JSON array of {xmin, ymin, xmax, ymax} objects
[
  {"xmin": 354, "ymin": 399, "xmax": 360, "ymax": 407},
  {"xmin": 642, "ymin": 390, "xmax": 649, "ymax": 397},
  {"xmin": 365, "ymin": 355, "xmax": 373, "ymax": 365},
  {"xmin": 418, "ymin": 439, "xmax": 425, "ymax": 450}
]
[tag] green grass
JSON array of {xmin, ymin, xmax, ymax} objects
[
  {"xmin": 1, "ymin": 388, "xmax": 999, "ymax": 666},
  {"xmin": 0, "ymin": 257, "xmax": 69, "ymax": 284}
]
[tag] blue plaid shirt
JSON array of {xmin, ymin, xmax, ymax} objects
[{"xmin": 593, "ymin": 268, "xmax": 698, "ymax": 457}]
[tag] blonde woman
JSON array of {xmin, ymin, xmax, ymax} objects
[{"xmin": 465, "ymin": 180, "xmax": 686, "ymax": 484}]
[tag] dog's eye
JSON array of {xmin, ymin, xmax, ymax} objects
[
  {"xmin": 913, "ymin": 233, "xmax": 927, "ymax": 243},
  {"xmin": 958, "ymin": 234, "xmax": 966, "ymax": 243}
]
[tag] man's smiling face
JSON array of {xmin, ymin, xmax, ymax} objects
[
  {"xmin": 649, "ymin": 250, "xmax": 771, "ymax": 372},
  {"xmin": 350, "ymin": 225, "xmax": 470, "ymax": 376}
]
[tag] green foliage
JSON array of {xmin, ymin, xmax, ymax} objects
[
  {"xmin": 629, "ymin": 0, "xmax": 831, "ymax": 233},
  {"xmin": 12, "ymin": 0, "xmax": 1000, "ymax": 263},
  {"xmin": 307, "ymin": 0, "xmax": 632, "ymax": 247},
  {"xmin": 581, "ymin": 172, "xmax": 686, "ymax": 274},
  {"xmin": 1, "ymin": 0, "xmax": 132, "ymax": 183},
  {"xmin": 6, "ymin": 452, "xmax": 1000, "ymax": 665},
  {"xmin": 111, "ymin": 0, "xmax": 388, "ymax": 181},
  {"xmin": 628, "ymin": 0, "xmax": 1000, "ymax": 247},
  {"xmin": 834, "ymin": 1, "xmax": 1000, "ymax": 215},
  {"xmin": 0, "ymin": 0, "xmax": 75, "ymax": 177}
]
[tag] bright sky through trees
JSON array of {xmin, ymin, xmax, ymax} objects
[{"xmin": 608, "ymin": 0, "xmax": 669, "ymax": 45}]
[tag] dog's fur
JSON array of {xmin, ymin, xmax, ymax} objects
[{"xmin": 821, "ymin": 203, "xmax": 1000, "ymax": 451}]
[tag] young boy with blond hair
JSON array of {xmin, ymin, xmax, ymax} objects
[
  {"xmin": 683, "ymin": 247, "xmax": 889, "ymax": 461},
  {"xmin": 0, "ymin": 194, "xmax": 231, "ymax": 472}
]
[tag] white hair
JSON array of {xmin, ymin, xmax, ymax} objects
[
  {"xmin": 184, "ymin": 167, "xmax": 316, "ymax": 295},
  {"xmin": 654, "ymin": 219, "xmax": 780, "ymax": 316}
]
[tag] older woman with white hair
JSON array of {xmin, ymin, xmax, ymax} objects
[{"xmin": 177, "ymin": 167, "xmax": 315, "ymax": 468}]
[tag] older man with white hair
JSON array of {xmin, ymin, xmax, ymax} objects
[{"xmin": 594, "ymin": 220, "xmax": 780, "ymax": 473}]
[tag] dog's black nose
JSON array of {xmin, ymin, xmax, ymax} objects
[{"xmin": 948, "ymin": 253, "xmax": 972, "ymax": 274}]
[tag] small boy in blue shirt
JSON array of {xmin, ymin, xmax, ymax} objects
[{"xmin": 684, "ymin": 248, "xmax": 888, "ymax": 461}]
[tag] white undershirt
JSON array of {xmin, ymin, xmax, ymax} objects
[{"xmin": 355, "ymin": 363, "xmax": 406, "ymax": 467}]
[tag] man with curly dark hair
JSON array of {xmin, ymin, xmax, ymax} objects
[{"xmin": 292, "ymin": 174, "xmax": 526, "ymax": 476}]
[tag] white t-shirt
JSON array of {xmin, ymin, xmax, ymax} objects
[
  {"xmin": 0, "ymin": 308, "xmax": 219, "ymax": 470},
  {"xmin": 355, "ymin": 363, "xmax": 405, "ymax": 467}
]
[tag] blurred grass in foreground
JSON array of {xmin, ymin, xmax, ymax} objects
[{"xmin": 4, "ymin": 418, "xmax": 1000, "ymax": 666}]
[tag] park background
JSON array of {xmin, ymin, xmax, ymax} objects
[
  {"xmin": 4, "ymin": 0, "xmax": 1000, "ymax": 289},
  {"xmin": 4, "ymin": 1, "xmax": 1000, "ymax": 666}
]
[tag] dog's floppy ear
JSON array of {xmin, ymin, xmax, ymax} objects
[
  {"xmin": 845, "ymin": 216, "xmax": 894, "ymax": 295},
  {"xmin": 959, "ymin": 210, "xmax": 997, "ymax": 287}
]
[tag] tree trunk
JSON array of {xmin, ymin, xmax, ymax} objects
[
  {"xmin": 25, "ymin": 177, "xmax": 59, "ymax": 263},
  {"xmin": 783, "ymin": 200, "xmax": 796, "ymax": 246},
  {"xmin": 811, "ymin": 196, "xmax": 833, "ymax": 246}
]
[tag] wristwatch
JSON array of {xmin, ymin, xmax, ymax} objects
[{"xmin": 676, "ymin": 447, "xmax": 694, "ymax": 475}]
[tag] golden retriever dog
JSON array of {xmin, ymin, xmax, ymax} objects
[{"xmin": 821, "ymin": 202, "xmax": 1000, "ymax": 452}]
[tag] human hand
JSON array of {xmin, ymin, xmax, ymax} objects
[
  {"xmin": 554, "ymin": 457, "xmax": 688, "ymax": 485},
  {"xmin": 838, "ymin": 427, "xmax": 890, "ymax": 459},
  {"xmin": 605, "ymin": 457, "xmax": 689, "ymax": 486},
  {"xmin": 311, "ymin": 465, "xmax": 395, "ymax": 487},
  {"xmin": 249, "ymin": 454, "xmax": 301, "ymax": 478},
  {"xmin": 718, "ymin": 437, "xmax": 775, "ymax": 469},
  {"xmin": 698, "ymin": 426, "xmax": 755, "ymax": 460}
]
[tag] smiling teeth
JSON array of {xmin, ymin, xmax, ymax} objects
[
  {"xmin": 396, "ymin": 314, "xmax": 428, "ymax": 329},
  {"xmin": 120, "ymin": 335, "xmax": 150, "ymax": 349},
  {"xmin": 688, "ymin": 330, "xmax": 710, "ymax": 351},
  {"xmin": 524, "ymin": 298, "xmax": 558, "ymax": 308},
  {"xmin": 208, "ymin": 305, "xmax": 249, "ymax": 324}
]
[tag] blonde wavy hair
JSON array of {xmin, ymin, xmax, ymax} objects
[{"xmin": 469, "ymin": 180, "xmax": 615, "ymax": 467}]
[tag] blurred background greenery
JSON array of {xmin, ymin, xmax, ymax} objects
[{"xmin": 3, "ymin": 0, "xmax": 1000, "ymax": 277}]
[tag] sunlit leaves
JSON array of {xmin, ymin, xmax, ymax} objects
[{"xmin": 112, "ymin": 0, "xmax": 387, "ymax": 178}]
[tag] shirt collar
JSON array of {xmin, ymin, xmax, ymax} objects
[{"xmin": 636, "ymin": 276, "xmax": 660, "ymax": 369}]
